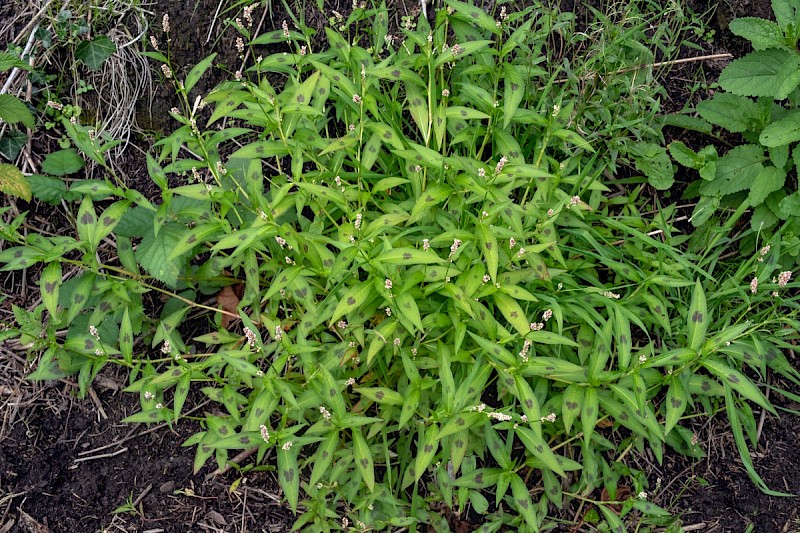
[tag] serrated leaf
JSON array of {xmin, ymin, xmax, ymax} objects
[
  {"xmin": 760, "ymin": 111, "xmax": 800, "ymax": 147},
  {"xmin": 0, "ymin": 51, "xmax": 31, "ymax": 72},
  {"xmin": 719, "ymin": 49, "xmax": 800, "ymax": 97},
  {"xmin": 696, "ymin": 93, "xmax": 758, "ymax": 133},
  {"xmin": 729, "ymin": 17, "xmax": 787, "ymax": 50},
  {"xmin": 41, "ymin": 148, "xmax": 84, "ymax": 176},
  {"xmin": 0, "ymin": 163, "xmax": 30, "ymax": 201},
  {"xmin": 668, "ymin": 141, "xmax": 699, "ymax": 168},
  {"xmin": 75, "ymin": 36, "xmax": 117, "ymax": 70},
  {"xmin": 633, "ymin": 142, "xmax": 674, "ymax": 189},
  {"xmin": 0, "ymin": 94, "xmax": 34, "ymax": 130},
  {"xmin": 699, "ymin": 144, "xmax": 765, "ymax": 197},
  {"xmin": 134, "ymin": 223, "xmax": 184, "ymax": 287},
  {"xmin": 748, "ymin": 166, "xmax": 785, "ymax": 205}
]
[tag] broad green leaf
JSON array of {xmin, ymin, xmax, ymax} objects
[
  {"xmin": 436, "ymin": 412, "xmax": 484, "ymax": 440},
  {"xmin": 41, "ymin": 149, "xmax": 84, "ymax": 176},
  {"xmin": 75, "ymin": 36, "xmax": 117, "ymax": 70},
  {"xmin": 0, "ymin": 51, "xmax": 31, "ymax": 72},
  {"xmin": 748, "ymin": 166, "xmax": 785, "ymax": 205},
  {"xmin": 614, "ymin": 306, "xmax": 632, "ymax": 369},
  {"xmin": 0, "ymin": 94, "xmax": 34, "ymax": 130},
  {"xmin": 405, "ymin": 83, "xmax": 429, "ymax": 141},
  {"xmin": 409, "ymin": 184, "xmax": 452, "ymax": 223},
  {"xmin": 398, "ymin": 385, "xmax": 420, "ymax": 429},
  {"xmin": 760, "ymin": 111, "xmax": 800, "ymax": 147},
  {"xmin": 718, "ymin": 49, "xmax": 800, "ymax": 97},
  {"xmin": 0, "ymin": 245, "xmax": 45, "ymax": 270},
  {"xmin": 168, "ymin": 223, "xmax": 223, "ymax": 260},
  {"xmin": 687, "ymin": 280, "xmax": 708, "ymax": 351},
  {"xmin": 375, "ymin": 247, "xmax": 445, "ymax": 265},
  {"xmin": 729, "ymin": 17, "xmax": 786, "ymax": 50},
  {"xmin": 40, "ymin": 261, "xmax": 62, "ymax": 318},
  {"xmin": 353, "ymin": 429, "xmax": 375, "ymax": 491},
  {"xmin": 699, "ymin": 144, "xmax": 765, "ymax": 197},
  {"xmin": 0, "ymin": 163, "xmax": 31, "ymax": 201},
  {"xmin": 185, "ymin": 52, "xmax": 217, "ymax": 93},
  {"xmin": 433, "ymin": 40, "xmax": 494, "ymax": 69},
  {"xmin": 394, "ymin": 291, "xmax": 424, "ymax": 333},
  {"xmin": 134, "ymin": 223, "xmax": 184, "ymax": 287},
  {"xmin": 28, "ymin": 347, "xmax": 67, "ymax": 381},
  {"xmin": 668, "ymin": 141, "xmax": 699, "ymax": 168},
  {"xmin": 633, "ymin": 142, "xmax": 673, "ymax": 190},
  {"xmin": 704, "ymin": 358, "xmax": 776, "ymax": 414},
  {"xmin": 696, "ymin": 93, "xmax": 758, "ymax": 133}
]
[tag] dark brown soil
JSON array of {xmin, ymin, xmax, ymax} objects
[{"xmin": 3, "ymin": 0, "xmax": 800, "ymax": 532}]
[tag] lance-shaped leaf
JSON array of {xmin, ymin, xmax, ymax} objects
[
  {"xmin": 561, "ymin": 384, "xmax": 583, "ymax": 434},
  {"xmin": 477, "ymin": 222, "xmax": 498, "ymax": 281},
  {"xmin": 687, "ymin": 280, "xmax": 708, "ymax": 351},
  {"xmin": 510, "ymin": 472, "xmax": 539, "ymax": 529},
  {"xmin": 703, "ymin": 357, "xmax": 775, "ymax": 414},
  {"xmin": 516, "ymin": 426, "xmax": 567, "ymax": 477},
  {"xmin": 375, "ymin": 247, "xmax": 445, "ymax": 265},
  {"xmin": 330, "ymin": 282, "xmax": 374, "ymax": 326},
  {"xmin": 493, "ymin": 292, "xmax": 529, "ymax": 336},
  {"xmin": 277, "ymin": 443, "xmax": 300, "ymax": 512},
  {"xmin": 664, "ymin": 377, "xmax": 688, "ymax": 436},
  {"xmin": 353, "ymin": 428, "xmax": 375, "ymax": 492},
  {"xmin": 502, "ymin": 63, "xmax": 525, "ymax": 129},
  {"xmin": 40, "ymin": 261, "xmax": 62, "ymax": 318}
]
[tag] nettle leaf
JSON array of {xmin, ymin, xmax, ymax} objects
[
  {"xmin": 0, "ymin": 94, "xmax": 34, "ymax": 130},
  {"xmin": 41, "ymin": 148, "xmax": 84, "ymax": 176},
  {"xmin": 668, "ymin": 141, "xmax": 700, "ymax": 168},
  {"xmin": 748, "ymin": 166, "xmax": 785, "ymax": 205},
  {"xmin": 75, "ymin": 35, "xmax": 117, "ymax": 70},
  {"xmin": 0, "ymin": 51, "xmax": 31, "ymax": 72},
  {"xmin": 729, "ymin": 17, "xmax": 787, "ymax": 50},
  {"xmin": 760, "ymin": 111, "xmax": 800, "ymax": 147},
  {"xmin": 699, "ymin": 144, "xmax": 765, "ymax": 197},
  {"xmin": 696, "ymin": 93, "xmax": 758, "ymax": 133},
  {"xmin": 134, "ymin": 222, "xmax": 185, "ymax": 287},
  {"xmin": 632, "ymin": 142, "xmax": 674, "ymax": 189},
  {"xmin": 718, "ymin": 49, "xmax": 800, "ymax": 97},
  {"xmin": 0, "ymin": 163, "xmax": 31, "ymax": 201}
]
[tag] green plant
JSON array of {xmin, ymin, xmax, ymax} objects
[
  {"xmin": 1, "ymin": 1, "xmax": 798, "ymax": 531},
  {"xmin": 665, "ymin": 0, "xmax": 800, "ymax": 260},
  {"xmin": 0, "ymin": 51, "xmax": 35, "ymax": 201}
]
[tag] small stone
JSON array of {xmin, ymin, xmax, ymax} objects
[{"xmin": 159, "ymin": 481, "xmax": 175, "ymax": 493}]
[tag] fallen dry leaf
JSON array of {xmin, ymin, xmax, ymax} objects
[{"xmin": 216, "ymin": 285, "xmax": 240, "ymax": 329}]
